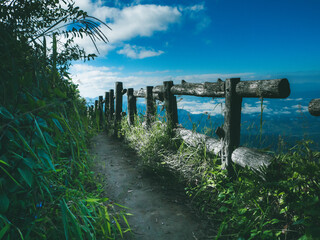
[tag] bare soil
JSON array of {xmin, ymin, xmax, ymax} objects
[{"xmin": 91, "ymin": 132, "xmax": 214, "ymax": 240}]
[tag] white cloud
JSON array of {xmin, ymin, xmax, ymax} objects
[
  {"xmin": 70, "ymin": 63, "xmax": 257, "ymax": 98},
  {"xmin": 242, "ymin": 103, "xmax": 270, "ymax": 114},
  {"xmin": 178, "ymin": 99, "xmax": 225, "ymax": 116},
  {"xmin": 179, "ymin": 2, "xmax": 211, "ymax": 32},
  {"xmin": 117, "ymin": 44, "xmax": 164, "ymax": 59},
  {"xmin": 108, "ymin": 5, "xmax": 181, "ymax": 42},
  {"xmin": 70, "ymin": 2, "xmax": 181, "ymax": 56}
]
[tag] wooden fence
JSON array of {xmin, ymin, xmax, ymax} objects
[{"xmin": 89, "ymin": 77, "xmax": 318, "ymax": 176}]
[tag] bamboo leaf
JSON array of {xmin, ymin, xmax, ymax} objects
[
  {"xmin": 0, "ymin": 106, "xmax": 14, "ymax": 120},
  {"xmin": 52, "ymin": 118, "xmax": 64, "ymax": 133},
  {"xmin": 60, "ymin": 199, "xmax": 69, "ymax": 240},
  {"xmin": 44, "ymin": 132, "xmax": 56, "ymax": 147},
  {"xmin": 0, "ymin": 223, "xmax": 10, "ymax": 239},
  {"xmin": 18, "ymin": 165, "xmax": 33, "ymax": 187},
  {"xmin": 0, "ymin": 165, "xmax": 23, "ymax": 188},
  {"xmin": 113, "ymin": 217, "xmax": 123, "ymax": 238},
  {"xmin": 38, "ymin": 149, "xmax": 55, "ymax": 171},
  {"xmin": 9, "ymin": 126, "xmax": 40, "ymax": 164}
]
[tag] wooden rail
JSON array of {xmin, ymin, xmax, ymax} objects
[
  {"xmin": 309, "ymin": 98, "xmax": 320, "ymax": 116},
  {"xmin": 89, "ymin": 77, "xmax": 291, "ymax": 176}
]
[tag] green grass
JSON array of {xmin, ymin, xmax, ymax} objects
[{"xmin": 120, "ymin": 114, "xmax": 320, "ymax": 240}]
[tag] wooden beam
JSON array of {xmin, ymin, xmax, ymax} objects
[
  {"xmin": 308, "ymin": 98, "xmax": 320, "ymax": 116},
  {"xmin": 175, "ymin": 128, "xmax": 272, "ymax": 174},
  {"xmin": 115, "ymin": 82, "xmax": 123, "ymax": 123},
  {"xmin": 98, "ymin": 95, "xmax": 103, "ymax": 128},
  {"xmin": 104, "ymin": 92, "xmax": 110, "ymax": 120},
  {"xmin": 109, "ymin": 90, "xmax": 114, "ymax": 121},
  {"xmin": 171, "ymin": 80, "xmax": 225, "ymax": 97},
  {"xmin": 164, "ymin": 81, "xmax": 178, "ymax": 128},
  {"xmin": 133, "ymin": 88, "xmax": 163, "ymax": 101},
  {"xmin": 150, "ymin": 78, "xmax": 290, "ymax": 99},
  {"xmin": 146, "ymin": 86, "xmax": 156, "ymax": 127},
  {"xmin": 222, "ymin": 78, "xmax": 242, "ymax": 174},
  {"xmin": 236, "ymin": 78, "xmax": 290, "ymax": 98},
  {"xmin": 127, "ymin": 88, "xmax": 135, "ymax": 125}
]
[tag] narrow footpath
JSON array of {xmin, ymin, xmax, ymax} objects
[{"xmin": 91, "ymin": 133, "xmax": 213, "ymax": 240}]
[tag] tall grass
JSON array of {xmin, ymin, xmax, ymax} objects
[{"xmin": 120, "ymin": 112, "xmax": 320, "ymax": 239}]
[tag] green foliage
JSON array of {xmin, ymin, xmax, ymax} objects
[
  {"xmin": 121, "ymin": 114, "xmax": 320, "ymax": 240},
  {"xmin": 120, "ymin": 116, "xmax": 180, "ymax": 166},
  {"xmin": 0, "ymin": 1, "xmax": 129, "ymax": 239}
]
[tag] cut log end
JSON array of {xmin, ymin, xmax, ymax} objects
[
  {"xmin": 278, "ymin": 78, "xmax": 290, "ymax": 98},
  {"xmin": 309, "ymin": 98, "xmax": 320, "ymax": 116}
]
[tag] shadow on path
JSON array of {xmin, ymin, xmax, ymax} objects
[{"xmin": 91, "ymin": 132, "xmax": 213, "ymax": 240}]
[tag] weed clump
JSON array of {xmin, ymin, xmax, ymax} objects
[{"xmin": 121, "ymin": 114, "xmax": 320, "ymax": 239}]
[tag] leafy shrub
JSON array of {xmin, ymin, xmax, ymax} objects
[{"xmin": 0, "ymin": 1, "xmax": 129, "ymax": 239}]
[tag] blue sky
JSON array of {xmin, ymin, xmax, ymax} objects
[{"xmin": 69, "ymin": 0, "xmax": 320, "ymax": 99}]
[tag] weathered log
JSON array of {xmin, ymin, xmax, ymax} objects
[
  {"xmin": 168, "ymin": 78, "xmax": 290, "ymax": 99},
  {"xmin": 164, "ymin": 81, "xmax": 178, "ymax": 128},
  {"xmin": 231, "ymin": 147, "xmax": 272, "ymax": 171},
  {"xmin": 104, "ymin": 92, "xmax": 110, "ymax": 120},
  {"xmin": 115, "ymin": 82, "xmax": 123, "ymax": 122},
  {"xmin": 133, "ymin": 88, "xmax": 163, "ymax": 101},
  {"xmin": 308, "ymin": 98, "xmax": 320, "ymax": 116},
  {"xmin": 222, "ymin": 78, "xmax": 242, "ymax": 174},
  {"xmin": 175, "ymin": 128, "xmax": 272, "ymax": 173},
  {"xmin": 98, "ymin": 95, "xmax": 104, "ymax": 127},
  {"xmin": 127, "ymin": 88, "xmax": 135, "ymax": 125},
  {"xmin": 170, "ymin": 80, "xmax": 225, "ymax": 97},
  {"xmin": 146, "ymin": 86, "xmax": 156, "ymax": 126},
  {"xmin": 236, "ymin": 78, "xmax": 290, "ymax": 98},
  {"xmin": 175, "ymin": 128, "xmax": 221, "ymax": 154}
]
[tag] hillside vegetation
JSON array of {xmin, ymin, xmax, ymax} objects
[
  {"xmin": 0, "ymin": 1, "xmax": 129, "ymax": 239},
  {"xmin": 120, "ymin": 114, "xmax": 320, "ymax": 239}
]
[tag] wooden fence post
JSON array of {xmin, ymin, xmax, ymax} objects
[
  {"xmin": 99, "ymin": 95, "xmax": 103, "ymax": 128},
  {"xmin": 127, "ymin": 88, "xmax": 135, "ymax": 125},
  {"xmin": 163, "ymin": 81, "xmax": 178, "ymax": 128},
  {"xmin": 146, "ymin": 86, "xmax": 156, "ymax": 127},
  {"xmin": 222, "ymin": 78, "xmax": 242, "ymax": 175},
  {"xmin": 114, "ymin": 82, "xmax": 123, "ymax": 136},
  {"xmin": 94, "ymin": 99, "xmax": 98, "ymax": 116},
  {"xmin": 104, "ymin": 92, "xmax": 110, "ymax": 123},
  {"xmin": 89, "ymin": 105, "xmax": 94, "ymax": 121},
  {"xmin": 109, "ymin": 90, "xmax": 114, "ymax": 122}
]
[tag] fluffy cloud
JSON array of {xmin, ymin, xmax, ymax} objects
[
  {"xmin": 178, "ymin": 98, "xmax": 225, "ymax": 115},
  {"xmin": 70, "ymin": 63, "xmax": 257, "ymax": 98},
  {"xmin": 70, "ymin": 1, "xmax": 181, "ymax": 55},
  {"xmin": 117, "ymin": 44, "xmax": 164, "ymax": 59}
]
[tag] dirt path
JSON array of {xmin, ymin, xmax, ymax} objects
[{"xmin": 91, "ymin": 133, "xmax": 213, "ymax": 240}]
